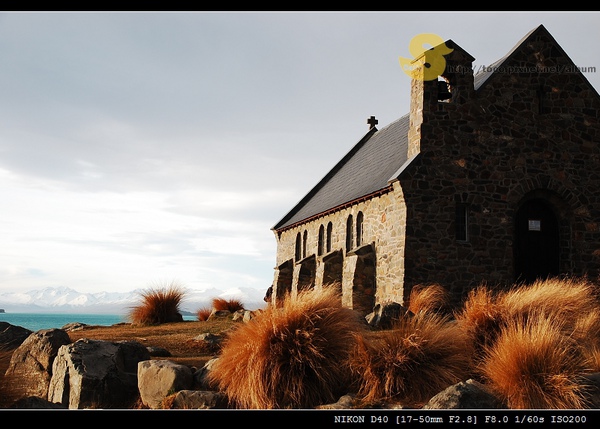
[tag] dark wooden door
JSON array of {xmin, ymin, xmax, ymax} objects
[{"xmin": 514, "ymin": 199, "xmax": 560, "ymax": 283}]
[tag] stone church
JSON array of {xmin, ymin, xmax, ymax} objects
[{"xmin": 270, "ymin": 25, "xmax": 600, "ymax": 315}]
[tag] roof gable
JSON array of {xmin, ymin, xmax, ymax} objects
[{"xmin": 474, "ymin": 24, "xmax": 599, "ymax": 98}]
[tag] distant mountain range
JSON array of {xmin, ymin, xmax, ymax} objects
[{"xmin": 0, "ymin": 286, "xmax": 268, "ymax": 315}]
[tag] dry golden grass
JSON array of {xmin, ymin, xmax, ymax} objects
[
  {"xmin": 479, "ymin": 310, "xmax": 592, "ymax": 409},
  {"xmin": 2, "ymin": 277, "xmax": 600, "ymax": 409},
  {"xmin": 128, "ymin": 283, "xmax": 186, "ymax": 326},
  {"xmin": 211, "ymin": 297, "xmax": 244, "ymax": 313},
  {"xmin": 349, "ymin": 312, "xmax": 472, "ymax": 406},
  {"xmin": 454, "ymin": 285, "xmax": 504, "ymax": 363},
  {"xmin": 407, "ymin": 283, "xmax": 452, "ymax": 316},
  {"xmin": 455, "ymin": 277, "xmax": 600, "ymax": 408},
  {"xmin": 207, "ymin": 286, "xmax": 367, "ymax": 409},
  {"xmin": 497, "ymin": 277, "xmax": 600, "ymax": 343},
  {"xmin": 196, "ymin": 307, "xmax": 212, "ymax": 321}
]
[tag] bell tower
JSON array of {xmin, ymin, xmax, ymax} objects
[{"xmin": 407, "ymin": 39, "xmax": 475, "ymax": 159}]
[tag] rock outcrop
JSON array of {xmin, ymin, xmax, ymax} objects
[
  {"xmin": 0, "ymin": 322, "xmax": 32, "ymax": 351},
  {"xmin": 137, "ymin": 359, "xmax": 193, "ymax": 409},
  {"xmin": 422, "ymin": 379, "xmax": 507, "ymax": 409},
  {"xmin": 164, "ymin": 389, "xmax": 228, "ymax": 409},
  {"xmin": 4, "ymin": 329, "xmax": 71, "ymax": 399},
  {"xmin": 48, "ymin": 338, "xmax": 150, "ymax": 409}
]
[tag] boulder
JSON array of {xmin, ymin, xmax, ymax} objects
[
  {"xmin": 164, "ymin": 390, "xmax": 228, "ymax": 409},
  {"xmin": 0, "ymin": 322, "xmax": 33, "ymax": 351},
  {"xmin": 208, "ymin": 309, "xmax": 231, "ymax": 320},
  {"xmin": 192, "ymin": 357, "xmax": 219, "ymax": 390},
  {"xmin": 137, "ymin": 359, "xmax": 193, "ymax": 409},
  {"xmin": 4, "ymin": 329, "xmax": 71, "ymax": 399},
  {"xmin": 232, "ymin": 309, "xmax": 256, "ymax": 323},
  {"xmin": 365, "ymin": 302, "xmax": 412, "ymax": 329},
  {"xmin": 48, "ymin": 338, "xmax": 150, "ymax": 409},
  {"xmin": 61, "ymin": 322, "xmax": 88, "ymax": 331},
  {"xmin": 422, "ymin": 379, "xmax": 506, "ymax": 409},
  {"xmin": 316, "ymin": 394, "xmax": 359, "ymax": 409},
  {"xmin": 146, "ymin": 346, "xmax": 171, "ymax": 357},
  {"xmin": 9, "ymin": 396, "xmax": 68, "ymax": 409},
  {"xmin": 192, "ymin": 332, "xmax": 223, "ymax": 353}
]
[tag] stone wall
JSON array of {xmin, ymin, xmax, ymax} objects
[
  {"xmin": 272, "ymin": 184, "xmax": 409, "ymax": 312},
  {"xmin": 400, "ymin": 29, "xmax": 600, "ymax": 304}
]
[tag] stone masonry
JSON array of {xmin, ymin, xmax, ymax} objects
[{"xmin": 271, "ymin": 26, "xmax": 600, "ymax": 313}]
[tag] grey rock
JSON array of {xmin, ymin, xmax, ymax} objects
[
  {"xmin": 138, "ymin": 359, "xmax": 193, "ymax": 409},
  {"xmin": 0, "ymin": 322, "xmax": 33, "ymax": 351},
  {"xmin": 423, "ymin": 379, "xmax": 506, "ymax": 409},
  {"xmin": 166, "ymin": 390, "xmax": 228, "ymax": 409},
  {"xmin": 5, "ymin": 328, "xmax": 71, "ymax": 399},
  {"xmin": 48, "ymin": 338, "xmax": 150, "ymax": 409}
]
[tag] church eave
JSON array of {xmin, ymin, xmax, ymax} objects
[{"xmin": 272, "ymin": 185, "xmax": 394, "ymax": 234}]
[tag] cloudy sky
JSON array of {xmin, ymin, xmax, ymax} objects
[{"xmin": 0, "ymin": 11, "xmax": 598, "ymax": 297}]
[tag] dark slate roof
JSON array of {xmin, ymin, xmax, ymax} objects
[{"xmin": 273, "ymin": 115, "xmax": 410, "ymax": 230}]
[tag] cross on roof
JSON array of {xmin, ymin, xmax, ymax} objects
[{"xmin": 367, "ymin": 115, "xmax": 378, "ymax": 129}]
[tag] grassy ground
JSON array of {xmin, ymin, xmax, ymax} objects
[
  {"xmin": 2, "ymin": 278, "xmax": 599, "ymax": 409},
  {"xmin": 0, "ymin": 316, "xmax": 237, "ymax": 407}
]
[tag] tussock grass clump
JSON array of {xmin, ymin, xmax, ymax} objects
[
  {"xmin": 207, "ymin": 286, "xmax": 367, "ymax": 409},
  {"xmin": 407, "ymin": 283, "xmax": 452, "ymax": 316},
  {"xmin": 196, "ymin": 307, "xmax": 212, "ymax": 322},
  {"xmin": 479, "ymin": 310, "xmax": 592, "ymax": 409},
  {"xmin": 455, "ymin": 277, "xmax": 600, "ymax": 408},
  {"xmin": 497, "ymin": 277, "xmax": 600, "ymax": 343},
  {"xmin": 128, "ymin": 282, "xmax": 186, "ymax": 326},
  {"xmin": 212, "ymin": 297, "xmax": 245, "ymax": 313},
  {"xmin": 349, "ymin": 313, "xmax": 472, "ymax": 406},
  {"xmin": 455, "ymin": 278, "xmax": 600, "ymax": 364},
  {"xmin": 454, "ymin": 285, "xmax": 504, "ymax": 363}
]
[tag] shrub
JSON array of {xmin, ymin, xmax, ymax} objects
[
  {"xmin": 207, "ymin": 286, "xmax": 367, "ymax": 409},
  {"xmin": 196, "ymin": 307, "xmax": 212, "ymax": 322},
  {"xmin": 454, "ymin": 285, "xmax": 504, "ymax": 364},
  {"xmin": 455, "ymin": 277, "xmax": 600, "ymax": 407},
  {"xmin": 128, "ymin": 282, "xmax": 186, "ymax": 326},
  {"xmin": 212, "ymin": 297, "xmax": 244, "ymax": 313},
  {"xmin": 349, "ymin": 312, "xmax": 472, "ymax": 406},
  {"xmin": 407, "ymin": 283, "xmax": 452, "ymax": 316},
  {"xmin": 479, "ymin": 310, "xmax": 592, "ymax": 409},
  {"xmin": 497, "ymin": 277, "xmax": 600, "ymax": 343},
  {"xmin": 455, "ymin": 277, "xmax": 600, "ymax": 366}
]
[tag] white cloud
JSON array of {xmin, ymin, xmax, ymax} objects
[{"xmin": 0, "ymin": 11, "xmax": 598, "ymax": 298}]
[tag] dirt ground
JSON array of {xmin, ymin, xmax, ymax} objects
[{"xmin": 0, "ymin": 317, "xmax": 237, "ymax": 407}]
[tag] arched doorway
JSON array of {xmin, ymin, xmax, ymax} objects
[{"xmin": 514, "ymin": 198, "xmax": 560, "ymax": 283}]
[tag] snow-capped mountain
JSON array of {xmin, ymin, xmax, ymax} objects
[{"xmin": 0, "ymin": 286, "xmax": 267, "ymax": 314}]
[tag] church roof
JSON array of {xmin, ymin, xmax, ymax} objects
[{"xmin": 273, "ymin": 115, "xmax": 410, "ymax": 230}]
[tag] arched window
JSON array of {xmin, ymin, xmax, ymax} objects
[
  {"xmin": 356, "ymin": 211, "xmax": 364, "ymax": 247},
  {"xmin": 346, "ymin": 215, "xmax": 354, "ymax": 252},
  {"xmin": 318, "ymin": 225, "xmax": 324, "ymax": 256},
  {"xmin": 326, "ymin": 222, "xmax": 333, "ymax": 253},
  {"xmin": 302, "ymin": 230, "xmax": 308, "ymax": 259},
  {"xmin": 295, "ymin": 232, "xmax": 301, "ymax": 262}
]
